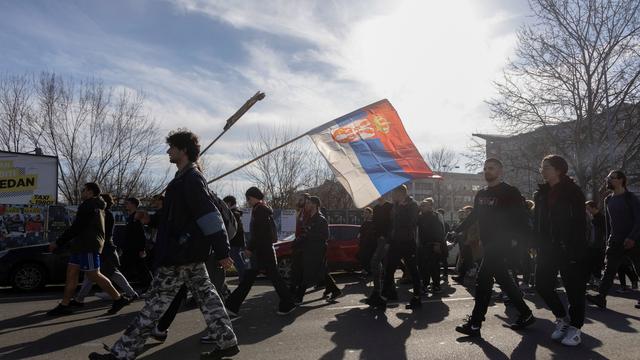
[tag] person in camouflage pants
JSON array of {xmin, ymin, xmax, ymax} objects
[
  {"xmin": 109, "ymin": 263, "xmax": 236, "ymax": 359},
  {"xmin": 90, "ymin": 130, "xmax": 239, "ymax": 360}
]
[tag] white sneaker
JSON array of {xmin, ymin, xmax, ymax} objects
[
  {"xmin": 561, "ymin": 326, "xmax": 581, "ymax": 346},
  {"xmin": 551, "ymin": 318, "xmax": 569, "ymax": 341}
]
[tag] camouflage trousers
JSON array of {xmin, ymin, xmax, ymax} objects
[{"xmin": 110, "ymin": 262, "xmax": 237, "ymax": 360}]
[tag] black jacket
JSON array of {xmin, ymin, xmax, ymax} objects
[
  {"xmin": 417, "ymin": 211, "xmax": 445, "ymax": 245},
  {"xmin": 533, "ymin": 177, "xmax": 587, "ymax": 260},
  {"xmin": 589, "ymin": 211, "xmax": 606, "ymax": 249},
  {"xmin": 372, "ymin": 201, "xmax": 393, "ymax": 240},
  {"xmin": 299, "ymin": 211, "xmax": 330, "ymax": 284},
  {"xmin": 229, "ymin": 208, "xmax": 246, "ymax": 248},
  {"xmin": 358, "ymin": 220, "xmax": 377, "ymax": 247},
  {"xmin": 123, "ymin": 213, "xmax": 147, "ymax": 256},
  {"xmin": 56, "ymin": 196, "xmax": 106, "ymax": 254},
  {"xmin": 390, "ymin": 196, "xmax": 419, "ymax": 246},
  {"xmin": 247, "ymin": 202, "xmax": 277, "ymax": 266},
  {"xmin": 458, "ymin": 182, "xmax": 529, "ymax": 250},
  {"xmin": 154, "ymin": 163, "xmax": 229, "ymax": 268}
]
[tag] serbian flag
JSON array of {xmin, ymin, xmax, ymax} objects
[{"xmin": 307, "ymin": 99, "xmax": 433, "ymax": 208}]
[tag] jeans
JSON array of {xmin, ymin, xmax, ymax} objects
[
  {"xmin": 599, "ymin": 247, "xmax": 640, "ymax": 296},
  {"xmin": 370, "ymin": 237, "xmax": 389, "ymax": 293}
]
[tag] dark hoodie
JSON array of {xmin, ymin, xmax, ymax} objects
[
  {"xmin": 56, "ymin": 196, "xmax": 106, "ymax": 254},
  {"xmin": 533, "ymin": 176, "xmax": 587, "ymax": 260},
  {"xmin": 389, "ymin": 196, "xmax": 419, "ymax": 245}
]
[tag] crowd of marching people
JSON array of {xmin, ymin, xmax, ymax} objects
[{"xmin": 41, "ymin": 128, "xmax": 640, "ymax": 359}]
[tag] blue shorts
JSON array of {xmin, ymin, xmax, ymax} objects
[{"xmin": 69, "ymin": 253, "xmax": 101, "ymax": 271}]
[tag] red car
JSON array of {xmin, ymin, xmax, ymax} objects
[{"xmin": 274, "ymin": 224, "xmax": 361, "ymax": 279}]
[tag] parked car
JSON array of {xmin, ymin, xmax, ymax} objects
[
  {"xmin": 274, "ymin": 224, "xmax": 361, "ymax": 279},
  {"xmin": 0, "ymin": 244, "xmax": 71, "ymax": 291},
  {"xmin": 0, "ymin": 224, "xmax": 130, "ymax": 291}
]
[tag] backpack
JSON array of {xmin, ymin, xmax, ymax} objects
[{"xmin": 209, "ymin": 191, "xmax": 238, "ymax": 240}]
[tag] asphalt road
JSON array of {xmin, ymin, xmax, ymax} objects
[{"xmin": 1, "ymin": 273, "xmax": 639, "ymax": 360}]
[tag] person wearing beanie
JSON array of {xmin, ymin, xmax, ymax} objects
[{"xmin": 225, "ymin": 187, "xmax": 297, "ymax": 316}]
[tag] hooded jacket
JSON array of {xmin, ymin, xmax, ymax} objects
[
  {"xmin": 389, "ymin": 196, "xmax": 419, "ymax": 246},
  {"xmin": 56, "ymin": 196, "xmax": 106, "ymax": 254},
  {"xmin": 533, "ymin": 176, "xmax": 587, "ymax": 260}
]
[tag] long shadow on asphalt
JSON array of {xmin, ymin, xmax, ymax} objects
[
  {"xmin": 0, "ymin": 299, "xmax": 117, "ymax": 337},
  {"xmin": 0, "ymin": 310, "xmax": 139, "ymax": 359},
  {"xmin": 318, "ymin": 297, "xmax": 450, "ymax": 360}
]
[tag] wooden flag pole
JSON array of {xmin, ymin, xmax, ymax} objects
[
  {"xmin": 207, "ymin": 131, "xmax": 309, "ymax": 184},
  {"xmin": 199, "ymin": 91, "xmax": 265, "ymax": 156}
]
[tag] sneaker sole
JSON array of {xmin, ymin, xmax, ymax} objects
[{"xmin": 201, "ymin": 345, "xmax": 240, "ymax": 359}]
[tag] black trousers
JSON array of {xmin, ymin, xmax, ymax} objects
[
  {"xmin": 618, "ymin": 260, "xmax": 638, "ymax": 287},
  {"xmin": 599, "ymin": 247, "xmax": 640, "ymax": 296},
  {"xmin": 586, "ymin": 247, "xmax": 605, "ymax": 280},
  {"xmin": 457, "ymin": 243, "xmax": 474, "ymax": 277},
  {"xmin": 418, "ymin": 243, "xmax": 441, "ymax": 288},
  {"xmin": 225, "ymin": 257, "xmax": 294, "ymax": 313},
  {"xmin": 382, "ymin": 242, "xmax": 421, "ymax": 298},
  {"xmin": 121, "ymin": 253, "xmax": 153, "ymax": 289},
  {"xmin": 470, "ymin": 251, "xmax": 531, "ymax": 325},
  {"xmin": 536, "ymin": 251, "xmax": 587, "ymax": 328}
]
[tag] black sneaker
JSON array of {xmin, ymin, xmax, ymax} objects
[
  {"xmin": 151, "ymin": 326, "xmax": 168, "ymax": 342},
  {"xmin": 107, "ymin": 296, "xmax": 131, "ymax": 315},
  {"xmin": 586, "ymin": 294, "xmax": 607, "ymax": 309},
  {"xmin": 365, "ymin": 293, "xmax": 387, "ymax": 308},
  {"xmin": 405, "ymin": 296, "xmax": 422, "ymax": 310},
  {"xmin": 432, "ymin": 286, "xmax": 443, "ymax": 294},
  {"xmin": 382, "ymin": 291, "xmax": 399, "ymax": 302},
  {"xmin": 455, "ymin": 316, "xmax": 481, "ymax": 337},
  {"xmin": 510, "ymin": 312, "xmax": 536, "ymax": 330},
  {"xmin": 68, "ymin": 299, "xmax": 85, "ymax": 308},
  {"xmin": 327, "ymin": 289, "xmax": 342, "ymax": 302},
  {"xmin": 47, "ymin": 303, "xmax": 73, "ymax": 316},
  {"xmin": 276, "ymin": 302, "xmax": 297, "ymax": 315},
  {"xmin": 200, "ymin": 345, "xmax": 240, "ymax": 359},
  {"xmin": 88, "ymin": 352, "xmax": 117, "ymax": 360}
]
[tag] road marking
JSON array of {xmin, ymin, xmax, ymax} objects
[{"xmin": 325, "ymin": 296, "xmax": 475, "ymax": 310}]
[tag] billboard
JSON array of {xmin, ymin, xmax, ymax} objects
[{"xmin": 0, "ymin": 151, "xmax": 58, "ymax": 205}]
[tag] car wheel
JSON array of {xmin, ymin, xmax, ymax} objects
[
  {"xmin": 11, "ymin": 263, "xmax": 47, "ymax": 291},
  {"xmin": 278, "ymin": 257, "xmax": 292, "ymax": 280}
]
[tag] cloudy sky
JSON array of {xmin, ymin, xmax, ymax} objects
[{"xmin": 0, "ymin": 0, "xmax": 531, "ymax": 191}]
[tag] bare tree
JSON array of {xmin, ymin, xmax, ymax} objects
[
  {"xmin": 243, "ymin": 126, "xmax": 316, "ymax": 209},
  {"xmin": 0, "ymin": 73, "xmax": 36, "ymax": 152},
  {"xmin": 424, "ymin": 147, "xmax": 460, "ymax": 173},
  {"xmin": 29, "ymin": 72, "xmax": 162, "ymax": 204},
  {"xmin": 462, "ymin": 137, "xmax": 486, "ymax": 172},
  {"xmin": 488, "ymin": 0, "xmax": 640, "ymax": 199}
]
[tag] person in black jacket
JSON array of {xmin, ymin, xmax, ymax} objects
[
  {"xmin": 224, "ymin": 187, "xmax": 296, "ymax": 316},
  {"xmin": 534, "ymin": 155, "xmax": 588, "ymax": 346},
  {"xmin": 382, "ymin": 185, "xmax": 423, "ymax": 310},
  {"xmin": 91, "ymin": 130, "xmax": 238, "ymax": 360},
  {"xmin": 357, "ymin": 207, "xmax": 376, "ymax": 274},
  {"xmin": 47, "ymin": 183, "xmax": 130, "ymax": 316},
  {"xmin": 73, "ymin": 193, "xmax": 138, "ymax": 305},
  {"xmin": 291, "ymin": 196, "xmax": 342, "ymax": 303},
  {"xmin": 417, "ymin": 198, "xmax": 445, "ymax": 294},
  {"xmin": 587, "ymin": 170, "xmax": 640, "ymax": 310},
  {"xmin": 455, "ymin": 158, "xmax": 535, "ymax": 337},
  {"xmin": 364, "ymin": 197, "xmax": 393, "ymax": 307},
  {"xmin": 586, "ymin": 200, "xmax": 606, "ymax": 287},
  {"xmin": 120, "ymin": 197, "xmax": 153, "ymax": 291},
  {"xmin": 223, "ymin": 195, "xmax": 247, "ymax": 283}
]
